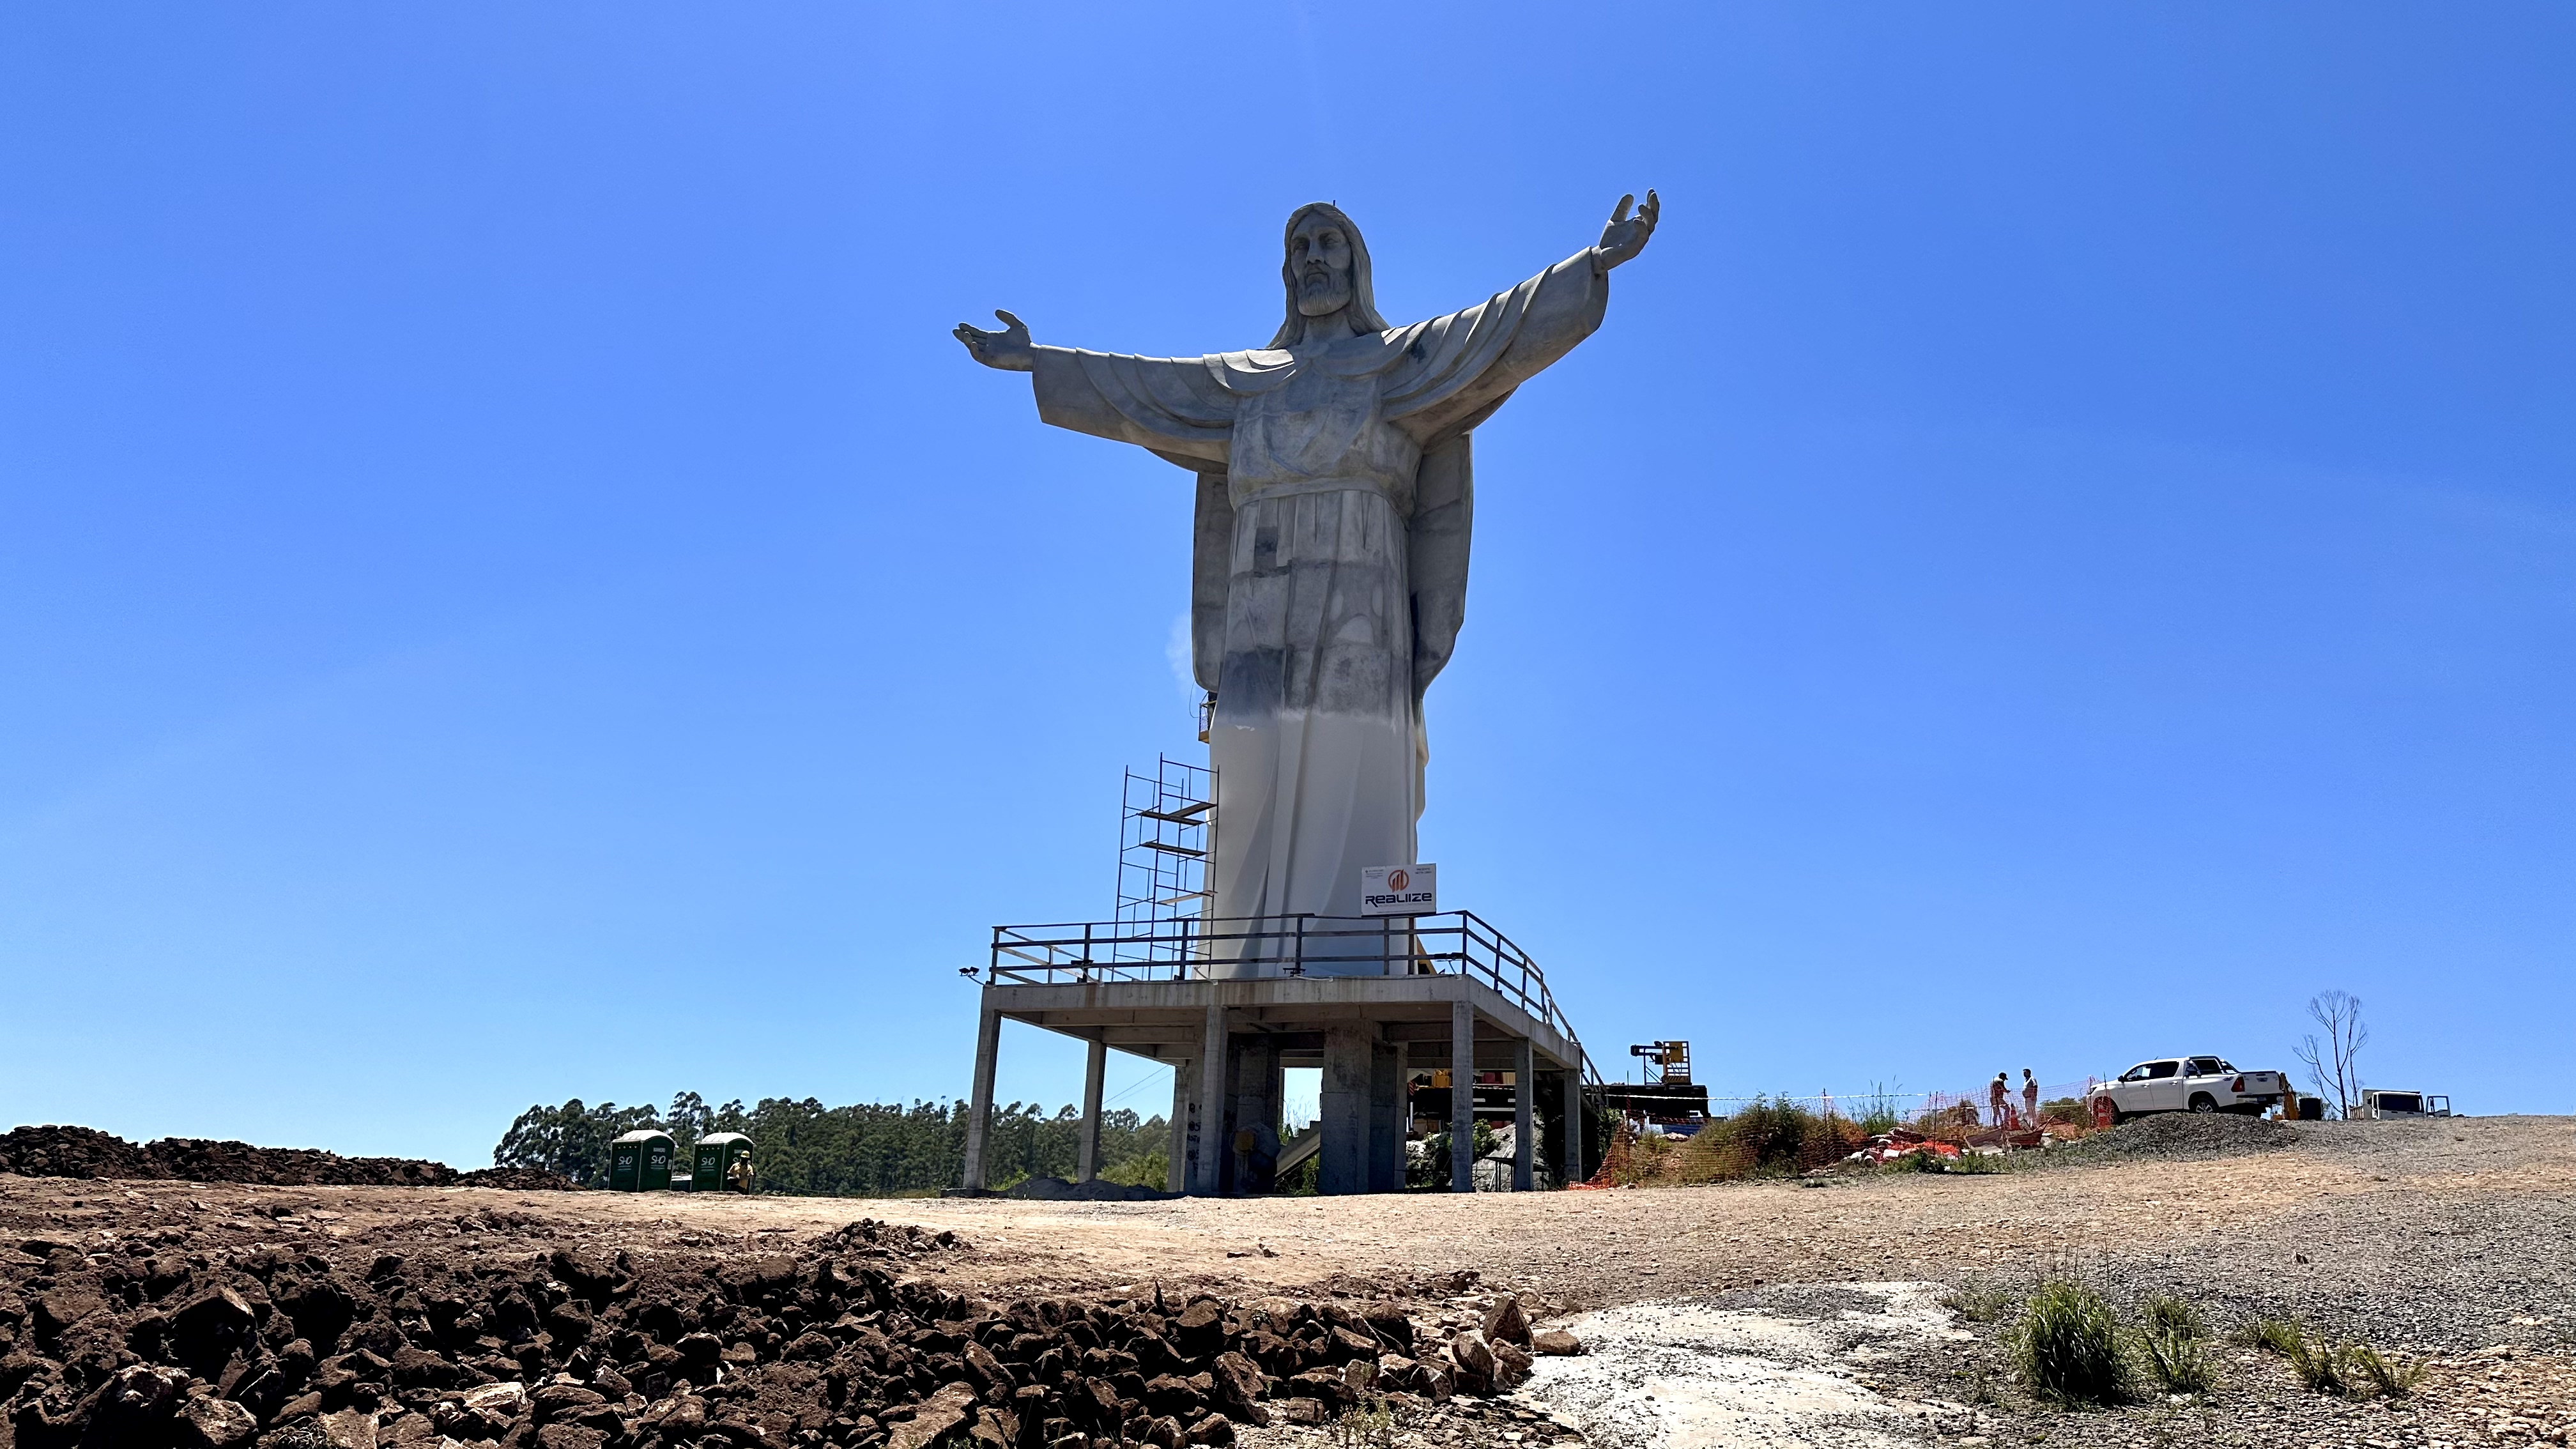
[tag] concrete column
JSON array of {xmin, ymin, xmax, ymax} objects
[
  {"xmin": 1450, "ymin": 998, "xmax": 1475, "ymax": 1193},
  {"xmin": 1368, "ymin": 1036, "xmax": 1402, "ymax": 1192},
  {"xmin": 1191, "ymin": 1003, "xmax": 1229, "ymax": 1195},
  {"xmin": 960, "ymin": 1004, "xmax": 1002, "ymax": 1192},
  {"xmin": 1561, "ymin": 1071, "xmax": 1585, "ymax": 1187},
  {"xmin": 1319, "ymin": 1023, "xmax": 1372, "ymax": 1195},
  {"xmin": 1230, "ymin": 1035, "xmax": 1282, "ymax": 1195},
  {"xmin": 1167, "ymin": 1059, "xmax": 1193, "ymax": 1193},
  {"xmin": 1077, "ymin": 1038, "xmax": 1108, "ymax": 1183},
  {"xmin": 1512, "ymin": 1038, "xmax": 1535, "ymax": 1192}
]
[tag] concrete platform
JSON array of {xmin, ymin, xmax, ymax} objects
[{"xmin": 960, "ymin": 970, "xmax": 1589, "ymax": 1197}]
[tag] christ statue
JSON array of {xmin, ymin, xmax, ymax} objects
[{"xmin": 956, "ymin": 194, "xmax": 1659, "ymax": 974}]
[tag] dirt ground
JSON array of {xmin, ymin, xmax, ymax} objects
[{"xmin": 4, "ymin": 1114, "xmax": 2571, "ymax": 1446}]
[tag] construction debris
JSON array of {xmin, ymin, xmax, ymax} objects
[{"xmin": 1850, "ymin": 1130, "xmax": 1965, "ymax": 1166}]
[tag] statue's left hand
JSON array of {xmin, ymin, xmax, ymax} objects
[
  {"xmin": 1595, "ymin": 190, "xmax": 1660, "ymax": 270},
  {"xmin": 953, "ymin": 309, "xmax": 1036, "ymax": 372}
]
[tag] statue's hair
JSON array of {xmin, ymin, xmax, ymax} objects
[{"xmin": 1268, "ymin": 202, "xmax": 1390, "ymax": 348}]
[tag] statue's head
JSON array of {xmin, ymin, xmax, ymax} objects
[{"xmin": 1269, "ymin": 202, "xmax": 1389, "ymax": 348}]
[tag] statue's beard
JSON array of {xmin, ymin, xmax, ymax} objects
[{"xmin": 1296, "ymin": 268, "xmax": 1353, "ymax": 319}]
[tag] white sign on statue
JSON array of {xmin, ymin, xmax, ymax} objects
[{"xmin": 1360, "ymin": 863, "xmax": 1437, "ymax": 917}]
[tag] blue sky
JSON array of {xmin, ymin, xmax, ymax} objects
[{"xmin": 4, "ymin": 5, "xmax": 2570, "ymax": 1167}]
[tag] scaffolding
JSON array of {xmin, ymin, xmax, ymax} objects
[{"xmin": 1110, "ymin": 755, "xmax": 1215, "ymax": 965}]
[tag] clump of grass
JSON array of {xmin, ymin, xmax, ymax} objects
[
  {"xmin": 2139, "ymin": 1324, "xmax": 2217, "ymax": 1393},
  {"xmin": 2251, "ymin": 1316, "xmax": 2348, "ymax": 1394},
  {"xmin": 1940, "ymin": 1278, "xmax": 2019, "ymax": 1324},
  {"xmin": 2246, "ymin": 1315, "xmax": 2421, "ymax": 1398},
  {"xmin": 2349, "ymin": 1341, "xmax": 2428, "ymax": 1397},
  {"xmin": 2135, "ymin": 1291, "xmax": 2217, "ymax": 1393},
  {"xmin": 2141, "ymin": 1327, "xmax": 2216, "ymax": 1392},
  {"xmin": 2142, "ymin": 1291, "xmax": 2207, "ymax": 1341},
  {"xmin": 2245, "ymin": 1315, "xmax": 2306, "ymax": 1357},
  {"xmin": 2012, "ymin": 1278, "xmax": 2131, "ymax": 1406}
]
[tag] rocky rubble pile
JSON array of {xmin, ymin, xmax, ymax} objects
[
  {"xmin": 0, "ymin": 1127, "xmax": 569, "ymax": 1192},
  {"xmin": 0, "ymin": 1213, "xmax": 1575, "ymax": 1449},
  {"xmin": 2035, "ymin": 1112, "xmax": 2303, "ymax": 1167},
  {"xmin": 448, "ymin": 1172, "xmax": 579, "ymax": 1193}
]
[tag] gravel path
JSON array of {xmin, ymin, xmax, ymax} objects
[{"xmin": 1515, "ymin": 1283, "xmax": 1974, "ymax": 1448}]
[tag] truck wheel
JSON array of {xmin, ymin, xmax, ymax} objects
[
  {"xmin": 2091, "ymin": 1096, "xmax": 2119, "ymax": 1130},
  {"xmin": 2188, "ymin": 1093, "xmax": 2218, "ymax": 1114}
]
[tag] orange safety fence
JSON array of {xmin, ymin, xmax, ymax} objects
[
  {"xmin": 1908, "ymin": 1080, "xmax": 2102, "ymax": 1141},
  {"xmin": 1568, "ymin": 1121, "xmax": 1634, "ymax": 1190}
]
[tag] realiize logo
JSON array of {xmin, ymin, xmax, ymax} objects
[{"xmin": 1360, "ymin": 862, "xmax": 1436, "ymax": 917}]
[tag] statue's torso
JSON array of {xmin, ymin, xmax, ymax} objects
[
  {"xmin": 1022, "ymin": 247, "xmax": 1613, "ymax": 934},
  {"xmin": 1225, "ymin": 352, "xmax": 1420, "ymax": 514}
]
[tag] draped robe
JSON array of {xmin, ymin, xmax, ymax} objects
[{"xmin": 1029, "ymin": 249, "xmax": 1609, "ymax": 975}]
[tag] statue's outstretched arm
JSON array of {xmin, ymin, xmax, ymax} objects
[
  {"xmin": 1023, "ymin": 343, "xmax": 1236, "ymax": 466},
  {"xmin": 953, "ymin": 309, "xmax": 1035, "ymax": 371},
  {"xmin": 1386, "ymin": 192, "xmax": 1657, "ymax": 436}
]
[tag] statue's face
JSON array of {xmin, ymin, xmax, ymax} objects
[{"xmin": 1288, "ymin": 212, "xmax": 1355, "ymax": 320}]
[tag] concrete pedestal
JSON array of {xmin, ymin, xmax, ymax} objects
[{"xmin": 967, "ymin": 970, "xmax": 1588, "ymax": 1197}]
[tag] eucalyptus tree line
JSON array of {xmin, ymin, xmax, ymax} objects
[{"xmin": 493, "ymin": 1092, "xmax": 1165, "ymax": 1193}]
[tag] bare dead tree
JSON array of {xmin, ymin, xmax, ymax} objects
[{"xmin": 2294, "ymin": 990, "xmax": 2369, "ymax": 1119}]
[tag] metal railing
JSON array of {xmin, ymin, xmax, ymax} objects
[{"xmin": 984, "ymin": 910, "xmax": 1603, "ymax": 1085}]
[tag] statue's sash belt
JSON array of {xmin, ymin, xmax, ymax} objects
[{"xmin": 1231, "ymin": 475, "xmax": 1412, "ymax": 514}]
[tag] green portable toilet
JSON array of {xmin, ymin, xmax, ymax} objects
[
  {"xmin": 693, "ymin": 1132, "xmax": 753, "ymax": 1192},
  {"xmin": 608, "ymin": 1129, "xmax": 677, "ymax": 1192}
]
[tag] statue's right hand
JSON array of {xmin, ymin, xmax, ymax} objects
[
  {"xmin": 953, "ymin": 309, "xmax": 1035, "ymax": 372},
  {"xmin": 1595, "ymin": 190, "xmax": 1659, "ymax": 270}
]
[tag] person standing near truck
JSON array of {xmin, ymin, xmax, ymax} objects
[
  {"xmin": 2021, "ymin": 1070, "xmax": 2041, "ymax": 1129},
  {"xmin": 1989, "ymin": 1073, "xmax": 2011, "ymax": 1128}
]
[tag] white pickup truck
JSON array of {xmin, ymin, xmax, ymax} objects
[{"xmin": 2089, "ymin": 1056, "xmax": 2290, "ymax": 1124}]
